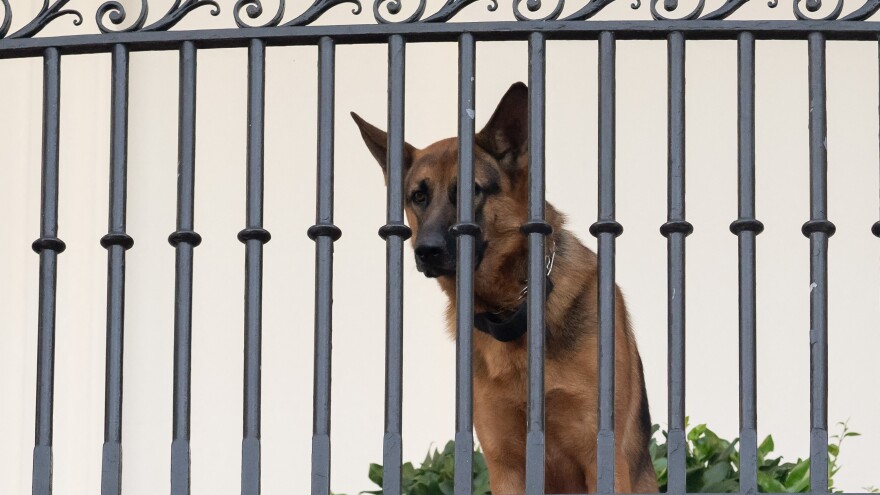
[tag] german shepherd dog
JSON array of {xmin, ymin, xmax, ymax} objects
[{"xmin": 352, "ymin": 83, "xmax": 657, "ymax": 494}]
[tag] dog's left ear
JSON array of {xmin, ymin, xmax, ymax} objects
[
  {"xmin": 476, "ymin": 82, "xmax": 529, "ymax": 172},
  {"xmin": 351, "ymin": 112, "xmax": 416, "ymax": 181}
]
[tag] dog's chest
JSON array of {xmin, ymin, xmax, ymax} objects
[
  {"xmin": 474, "ymin": 336, "xmax": 528, "ymax": 383},
  {"xmin": 473, "ymin": 337, "xmax": 591, "ymax": 400}
]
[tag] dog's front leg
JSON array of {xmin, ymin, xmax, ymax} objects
[
  {"xmin": 473, "ymin": 384, "xmax": 527, "ymax": 494},
  {"xmin": 475, "ymin": 422, "xmax": 527, "ymax": 494},
  {"xmin": 481, "ymin": 456, "xmax": 525, "ymax": 495}
]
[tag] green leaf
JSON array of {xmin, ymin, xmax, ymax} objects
[
  {"xmin": 758, "ymin": 435, "xmax": 775, "ymax": 463},
  {"xmin": 784, "ymin": 459, "xmax": 810, "ymax": 493},
  {"xmin": 759, "ymin": 471, "xmax": 788, "ymax": 493},
  {"xmin": 474, "ymin": 470, "xmax": 491, "ymax": 495},
  {"xmin": 688, "ymin": 424, "xmax": 708, "ymax": 442},
  {"xmin": 701, "ymin": 462, "xmax": 731, "ymax": 488},
  {"xmin": 473, "ymin": 451, "xmax": 487, "ymax": 474},
  {"xmin": 703, "ymin": 479, "xmax": 739, "ymax": 493},
  {"xmin": 368, "ymin": 463, "xmax": 384, "ymax": 486},
  {"xmin": 438, "ymin": 480, "xmax": 454, "ymax": 495},
  {"xmin": 653, "ymin": 456, "xmax": 668, "ymax": 473}
]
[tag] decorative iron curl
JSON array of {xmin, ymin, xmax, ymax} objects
[
  {"xmin": 649, "ymin": 0, "xmax": 755, "ymax": 22},
  {"xmin": 234, "ymin": 0, "xmax": 362, "ymax": 27},
  {"xmin": 841, "ymin": 0, "xmax": 880, "ymax": 20},
  {"xmin": 4, "ymin": 0, "xmax": 82, "ymax": 39},
  {"xmin": 792, "ymin": 0, "xmax": 844, "ymax": 20},
  {"xmin": 650, "ymin": 0, "xmax": 706, "ymax": 20},
  {"xmin": 422, "ymin": 0, "xmax": 498, "ymax": 23},
  {"xmin": 96, "ymin": 0, "xmax": 149, "ymax": 33},
  {"xmin": 561, "ymin": 0, "xmax": 615, "ymax": 20},
  {"xmin": 284, "ymin": 0, "xmax": 362, "ymax": 27},
  {"xmin": 141, "ymin": 0, "xmax": 220, "ymax": 32},
  {"xmin": 234, "ymin": 0, "xmax": 284, "ymax": 27},
  {"xmin": 699, "ymin": 0, "xmax": 751, "ymax": 19},
  {"xmin": 374, "ymin": 0, "xmax": 427, "ymax": 23},
  {"xmin": 0, "ymin": 0, "xmax": 11, "ymax": 38},
  {"xmin": 512, "ymin": 0, "xmax": 565, "ymax": 21}
]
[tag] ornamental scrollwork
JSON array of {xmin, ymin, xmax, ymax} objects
[
  {"xmin": 4, "ymin": 0, "xmax": 880, "ymax": 40},
  {"xmin": 512, "ymin": 0, "xmax": 566, "ymax": 21},
  {"xmin": 95, "ymin": 0, "xmax": 221, "ymax": 34},
  {"xmin": 779, "ymin": 0, "xmax": 880, "ymax": 20},
  {"xmin": 0, "ymin": 0, "xmax": 10, "ymax": 38},
  {"xmin": 791, "ymin": 0, "xmax": 845, "ymax": 21},
  {"xmin": 96, "ymin": 0, "xmax": 148, "ymax": 33},
  {"xmin": 1, "ymin": 0, "xmax": 82, "ymax": 39},
  {"xmin": 422, "ymin": 0, "xmax": 499, "ymax": 23},
  {"xmin": 647, "ymin": 0, "xmax": 776, "ymax": 20},
  {"xmin": 233, "ymin": 0, "xmax": 363, "ymax": 28}
]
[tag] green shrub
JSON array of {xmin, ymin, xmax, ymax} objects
[
  {"xmin": 359, "ymin": 441, "xmax": 491, "ymax": 495},
  {"xmin": 340, "ymin": 420, "xmax": 865, "ymax": 495},
  {"xmin": 650, "ymin": 419, "xmax": 859, "ymax": 493}
]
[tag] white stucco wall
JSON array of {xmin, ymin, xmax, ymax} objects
[{"xmin": 1, "ymin": 1, "xmax": 878, "ymax": 494}]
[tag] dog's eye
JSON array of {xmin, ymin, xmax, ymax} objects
[
  {"xmin": 411, "ymin": 190, "xmax": 427, "ymax": 205},
  {"xmin": 474, "ymin": 184, "xmax": 483, "ymax": 195}
]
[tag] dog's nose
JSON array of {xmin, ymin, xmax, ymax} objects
[{"xmin": 415, "ymin": 243, "xmax": 444, "ymax": 263}]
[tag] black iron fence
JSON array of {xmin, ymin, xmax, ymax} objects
[{"xmin": 1, "ymin": 0, "xmax": 877, "ymax": 494}]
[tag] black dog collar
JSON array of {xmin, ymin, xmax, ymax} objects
[{"xmin": 473, "ymin": 277, "xmax": 554, "ymax": 343}]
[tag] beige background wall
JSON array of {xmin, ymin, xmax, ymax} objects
[{"xmin": 1, "ymin": 1, "xmax": 878, "ymax": 494}]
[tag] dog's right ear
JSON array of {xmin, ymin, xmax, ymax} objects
[
  {"xmin": 475, "ymin": 82, "xmax": 529, "ymax": 171},
  {"xmin": 351, "ymin": 112, "xmax": 415, "ymax": 179}
]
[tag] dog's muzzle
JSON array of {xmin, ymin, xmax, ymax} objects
[
  {"xmin": 413, "ymin": 230, "xmax": 487, "ymax": 278},
  {"xmin": 414, "ymin": 241, "xmax": 455, "ymax": 278}
]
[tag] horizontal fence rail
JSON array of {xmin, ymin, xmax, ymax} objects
[
  {"xmin": 2, "ymin": 0, "xmax": 877, "ymax": 494},
  {"xmin": 12, "ymin": 20, "xmax": 880, "ymax": 58}
]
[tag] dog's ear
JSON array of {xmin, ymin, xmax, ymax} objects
[
  {"xmin": 476, "ymin": 82, "xmax": 529, "ymax": 170},
  {"xmin": 351, "ymin": 112, "xmax": 415, "ymax": 179}
]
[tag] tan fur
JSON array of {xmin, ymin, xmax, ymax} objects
[{"xmin": 352, "ymin": 83, "xmax": 657, "ymax": 494}]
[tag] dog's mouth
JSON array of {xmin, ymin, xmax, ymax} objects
[{"xmin": 419, "ymin": 265, "xmax": 456, "ymax": 278}]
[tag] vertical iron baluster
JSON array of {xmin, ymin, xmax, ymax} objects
[
  {"xmin": 452, "ymin": 31, "xmax": 476, "ymax": 495},
  {"xmin": 524, "ymin": 31, "xmax": 549, "ymax": 495},
  {"xmin": 32, "ymin": 46, "xmax": 64, "ymax": 495},
  {"xmin": 804, "ymin": 31, "xmax": 833, "ymax": 494},
  {"xmin": 378, "ymin": 34, "xmax": 410, "ymax": 495},
  {"xmin": 308, "ymin": 36, "xmax": 342, "ymax": 495},
  {"xmin": 661, "ymin": 31, "xmax": 692, "ymax": 495},
  {"xmin": 590, "ymin": 30, "xmax": 621, "ymax": 495},
  {"xmin": 239, "ymin": 38, "xmax": 271, "ymax": 495},
  {"xmin": 732, "ymin": 31, "xmax": 762, "ymax": 495},
  {"xmin": 169, "ymin": 40, "xmax": 201, "ymax": 495},
  {"xmin": 100, "ymin": 43, "xmax": 134, "ymax": 495},
  {"xmin": 876, "ymin": 41, "xmax": 880, "ymax": 241}
]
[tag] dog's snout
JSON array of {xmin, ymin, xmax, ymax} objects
[
  {"xmin": 413, "ymin": 229, "xmax": 456, "ymax": 278},
  {"xmin": 415, "ymin": 241, "xmax": 445, "ymax": 262}
]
